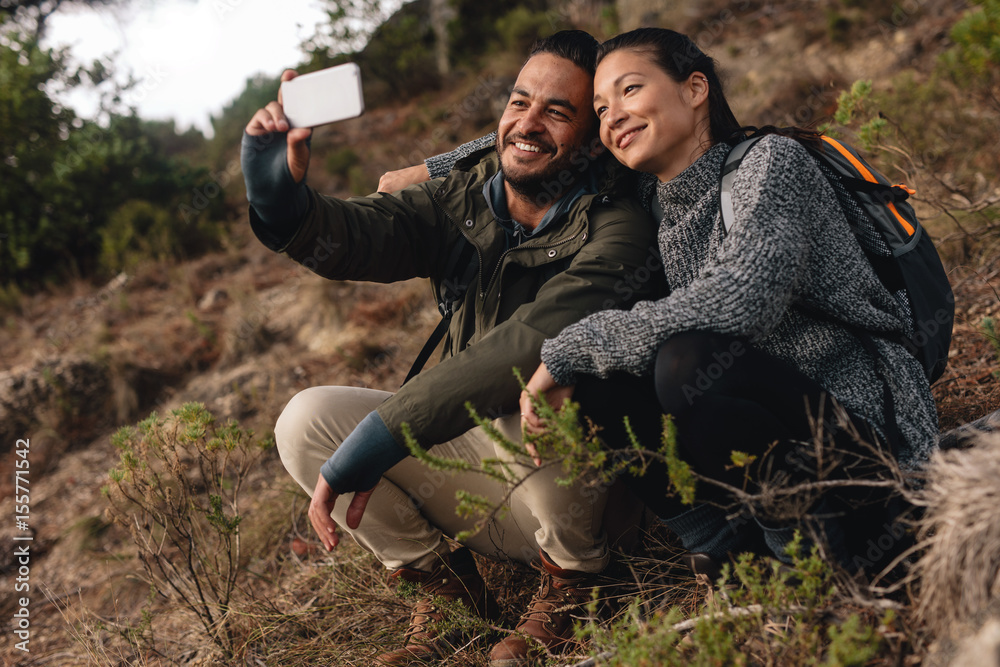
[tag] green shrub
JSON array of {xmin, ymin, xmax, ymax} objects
[
  {"xmin": 99, "ymin": 199, "xmax": 222, "ymax": 274},
  {"xmin": 0, "ymin": 35, "xmax": 228, "ymax": 285},
  {"xmin": 495, "ymin": 6, "xmax": 553, "ymax": 52},
  {"xmin": 577, "ymin": 534, "xmax": 888, "ymax": 665},
  {"xmin": 940, "ymin": 0, "xmax": 1000, "ymax": 85},
  {"xmin": 104, "ymin": 403, "xmax": 273, "ymax": 658},
  {"xmin": 823, "ymin": 73, "xmax": 998, "ymax": 201}
]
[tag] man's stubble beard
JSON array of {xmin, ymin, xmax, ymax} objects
[{"xmin": 496, "ymin": 138, "xmax": 583, "ymax": 202}]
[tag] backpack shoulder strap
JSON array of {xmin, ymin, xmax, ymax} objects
[
  {"xmin": 719, "ymin": 136, "xmax": 766, "ymax": 234},
  {"xmin": 718, "ymin": 134, "xmax": 905, "ymax": 439},
  {"xmin": 402, "ymin": 238, "xmax": 478, "ymax": 385}
]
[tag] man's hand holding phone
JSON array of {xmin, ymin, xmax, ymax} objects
[
  {"xmin": 245, "ymin": 70, "xmax": 313, "ymax": 183},
  {"xmin": 246, "ymin": 64, "xmax": 365, "ymax": 184}
]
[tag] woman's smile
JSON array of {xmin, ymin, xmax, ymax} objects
[
  {"xmin": 615, "ymin": 125, "xmax": 646, "ymax": 150},
  {"xmin": 593, "ymin": 48, "xmax": 711, "ymax": 181}
]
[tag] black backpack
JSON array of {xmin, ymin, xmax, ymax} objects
[{"xmin": 720, "ymin": 134, "xmax": 954, "ymax": 383}]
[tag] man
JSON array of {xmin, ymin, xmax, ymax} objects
[{"xmin": 241, "ymin": 31, "xmax": 662, "ymax": 666}]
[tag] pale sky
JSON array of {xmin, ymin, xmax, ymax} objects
[{"xmin": 43, "ymin": 0, "xmax": 333, "ymax": 137}]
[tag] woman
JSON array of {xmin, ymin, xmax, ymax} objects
[
  {"xmin": 402, "ymin": 28, "xmax": 938, "ymax": 572},
  {"xmin": 516, "ymin": 28, "xmax": 938, "ymax": 572}
]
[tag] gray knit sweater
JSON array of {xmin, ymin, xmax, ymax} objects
[
  {"xmin": 539, "ymin": 136, "xmax": 938, "ymax": 467},
  {"xmin": 427, "ymin": 134, "xmax": 939, "ymax": 468}
]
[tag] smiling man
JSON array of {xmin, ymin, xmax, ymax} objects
[
  {"xmin": 496, "ymin": 53, "xmax": 594, "ymax": 216},
  {"xmin": 241, "ymin": 31, "xmax": 662, "ymax": 666}
]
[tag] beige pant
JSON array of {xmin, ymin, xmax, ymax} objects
[{"xmin": 276, "ymin": 386, "xmax": 636, "ymax": 573}]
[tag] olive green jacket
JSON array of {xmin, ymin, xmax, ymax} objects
[{"xmin": 255, "ymin": 148, "xmax": 663, "ymax": 448}]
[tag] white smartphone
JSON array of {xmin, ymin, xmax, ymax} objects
[{"xmin": 280, "ymin": 63, "xmax": 365, "ymax": 128}]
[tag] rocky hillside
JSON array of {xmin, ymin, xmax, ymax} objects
[{"xmin": 1, "ymin": 0, "xmax": 998, "ymax": 664}]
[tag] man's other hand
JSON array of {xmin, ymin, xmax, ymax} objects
[
  {"xmin": 308, "ymin": 473, "xmax": 376, "ymax": 552},
  {"xmin": 245, "ymin": 69, "xmax": 312, "ymax": 183}
]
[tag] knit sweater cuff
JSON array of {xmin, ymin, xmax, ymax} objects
[
  {"xmin": 424, "ymin": 133, "xmax": 496, "ymax": 178},
  {"xmin": 541, "ymin": 337, "xmax": 579, "ymax": 386},
  {"xmin": 660, "ymin": 504, "xmax": 742, "ymax": 560}
]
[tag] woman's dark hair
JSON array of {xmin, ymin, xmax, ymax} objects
[
  {"xmin": 529, "ymin": 30, "xmax": 600, "ymax": 76},
  {"xmin": 597, "ymin": 28, "xmax": 821, "ymax": 148}
]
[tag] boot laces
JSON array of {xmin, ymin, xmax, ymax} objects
[{"xmin": 518, "ymin": 565, "xmax": 591, "ymax": 630}]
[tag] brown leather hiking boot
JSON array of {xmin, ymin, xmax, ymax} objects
[
  {"xmin": 488, "ymin": 551, "xmax": 603, "ymax": 667},
  {"xmin": 375, "ymin": 547, "xmax": 498, "ymax": 666}
]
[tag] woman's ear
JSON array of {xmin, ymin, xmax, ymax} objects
[{"xmin": 688, "ymin": 71, "xmax": 710, "ymax": 108}]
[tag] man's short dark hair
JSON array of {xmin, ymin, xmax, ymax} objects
[{"xmin": 528, "ymin": 30, "xmax": 599, "ymax": 76}]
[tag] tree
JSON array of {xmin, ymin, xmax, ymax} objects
[
  {"xmin": 0, "ymin": 31, "xmax": 223, "ymax": 284},
  {"xmin": 300, "ymin": 0, "xmax": 395, "ymax": 56},
  {"xmin": 0, "ymin": 0, "xmax": 126, "ymax": 39},
  {"xmin": 429, "ymin": 0, "xmax": 455, "ymax": 76}
]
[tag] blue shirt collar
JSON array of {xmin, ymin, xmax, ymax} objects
[{"xmin": 482, "ymin": 168, "xmax": 598, "ymax": 243}]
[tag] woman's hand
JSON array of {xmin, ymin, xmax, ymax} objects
[
  {"xmin": 378, "ymin": 163, "xmax": 430, "ymax": 192},
  {"xmin": 520, "ymin": 362, "xmax": 575, "ymax": 465}
]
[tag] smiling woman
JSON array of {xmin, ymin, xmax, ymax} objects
[{"xmin": 593, "ymin": 49, "xmax": 711, "ymax": 182}]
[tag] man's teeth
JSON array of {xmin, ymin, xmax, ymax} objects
[{"xmin": 514, "ymin": 142, "xmax": 541, "ymax": 153}]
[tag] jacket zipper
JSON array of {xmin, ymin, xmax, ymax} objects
[
  {"xmin": 482, "ymin": 232, "xmax": 581, "ymax": 298},
  {"xmin": 434, "ymin": 183, "xmax": 589, "ymax": 297}
]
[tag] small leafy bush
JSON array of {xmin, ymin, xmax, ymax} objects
[
  {"xmin": 104, "ymin": 402, "xmax": 273, "ymax": 658},
  {"xmin": 579, "ymin": 534, "xmax": 889, "ymax": 665},
  {"xmin": 822, "ymin": 75, "xmax": 999, "ymax": 248},
  {"xmin": 940, "ymin": 0, "xmax": 1000, "ymax": 87}
]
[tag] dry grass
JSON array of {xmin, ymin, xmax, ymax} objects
[
  {"xmin": 187, "ymin": 520, "xmax": 701, "ymax": 667},
  {"xmin": 914, "ymin": 431, "xmax": 1000, "ymax": 640},
  {"xmin": 3, "ymin": 2, "xmax": 1000, "ymax": 665}
]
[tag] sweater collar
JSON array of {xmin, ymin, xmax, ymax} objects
[{"xmin": 655, "ymin": 142, "xmax": 731, "ymax": 212}]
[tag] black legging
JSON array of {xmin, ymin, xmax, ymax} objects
[{"xmin": 572, "ymin": 331, "xmax": 910, "ymax": 572}]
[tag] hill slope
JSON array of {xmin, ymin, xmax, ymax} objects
[{"xmin": 1, "ymin": 0, "xmax": 999, "ymax": 664}]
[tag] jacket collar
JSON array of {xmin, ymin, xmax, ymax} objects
[{"xmin": 482, "ymin": 169, "xmax": 596, "ymax": 241}]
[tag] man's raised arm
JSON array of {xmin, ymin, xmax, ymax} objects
[{"xmin": 240, "ymin": 70, "xmax": 454, "ymax": 283}]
